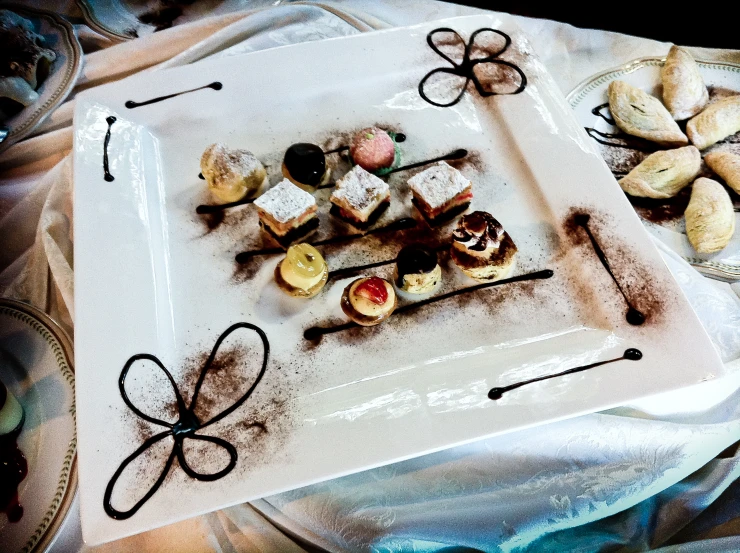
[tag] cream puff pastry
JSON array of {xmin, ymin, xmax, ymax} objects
[{"xmin": 200, "ymin": 143, "xmax": 267, "ymax": 203}]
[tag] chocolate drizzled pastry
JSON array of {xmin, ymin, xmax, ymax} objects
[
  {"xmin": 283, "ymin": 143, "xmax": 329, "ymax": 188},
  {"xmin": 395, "ymin": 244, "xmax": 442, "ymax": 294},
  {"xmin": 450, "ymin": 211, "xmax": 517, "ymax": 281}
]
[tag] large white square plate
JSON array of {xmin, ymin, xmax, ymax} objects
[{"xmin": 73, "ymin": 14, "xmax": 726, "ymax": 545}]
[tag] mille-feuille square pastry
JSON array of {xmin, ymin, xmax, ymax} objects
[
  {"xmin": 253, "ymin": 178, "xmax": 318, "ymax": 245},
  {"xmin": 407, "ymin": 161, "xmax": 473, "ymax": 222},
  {"xmin": 330, "ymin": 165, "xmax": 390, "ymax": 226}
]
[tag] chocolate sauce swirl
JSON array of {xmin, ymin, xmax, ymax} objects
[
  {"xmin": 304, "ymin": 269, "xmax": 553, "ymax": 341},
  {"xmin": 488, "ymin": 348, "xmax": 642, "ymax": 399},
  {"xmin": 103, "ymin": 116, "xmax": 116, "ymax": 182},
  {"xmin": 418, "ymin": 28, "xmax": 526, "ymax": 108},
  {"xmin": 591, "ymin": 102, "xmax": 615, "ymax": 125},
  {"xmin": 452, "ymin": 211, "xmax": 503, "ymax": 252},
  {"xmin": 125, "ymin": 82, "xmax": 222, "ymax": 109},
  {"xmin": 103, "ymin": 322, "xmax": 269, "ymax": 520},
  {"xmin": 235, "ymin": 217, "xmax": 417, "ymax": 264},
  {"xmin": 573, "ymin": 214, "xmax": 645, "ymax": 325}
]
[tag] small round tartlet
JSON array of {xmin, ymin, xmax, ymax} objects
[
  {"xmin": 275, "ymin": 244, "xmax": 328, "ymax": 298},
  {"xmin": 282, "ymin": 143, "xmax": 331, "ymax": 190},
  {"xmin": 341, "ymin": 276, "xmax": 397, "ymax": 326},
  {"xmin": 394, "ymin": 244, "xmax": 442, "ymax": 294},
  {"xmin": 200, "ymin": 143, "xmax": 267, "ymax": 203},
  {"xmin": 450, "ymin": 211, "xmax": 517, "ymax": 282}
]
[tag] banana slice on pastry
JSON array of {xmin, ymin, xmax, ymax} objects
[
  {"xmin": 619, "ymin": 145, "xmax": 701, "ymax": 198},
  {"xmin": 607, "ymin": 80, "xmax": 688, "ymax": 147},
  {"xmin": 661, "ymin": 46, "xmax": 708, "ymax": 121},
  {"xmin": 705, "ymin": 150, "xmax": 740, "ymax": 194},
  {"xmin": 686, "ymin": 95, "xmax": 740, "ymax": 150},
  {"xmin": 685, "ymin": 177, "xmax": 735, "ymax": 253}
]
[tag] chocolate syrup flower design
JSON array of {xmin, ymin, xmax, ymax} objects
[
  {"xmin": 104, "ymin": 322, "xmax": 269, "ymax": 520},
  {"xmin": 418, "ymin": 27, "xmax": 527, "ymax": 108}
]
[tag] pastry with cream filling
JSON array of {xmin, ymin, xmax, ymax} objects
[
  {"xmin": 408, "ymin": 161, "xmax": 472, "ymax": 223},
  {"xmin": 200, "ymin": 143, "xmax": 267, "ymax": 203},
  {"xmin": 275, "ymin": 244, "xmax": 328, "ymax": 298},
  {"xmin": 450, "ymin": 211, "xmax": 517, "ymax": 281},
  {"xmin": 618, "ymin": 145, "xmax": 701, "ymax": 199},
  {"xmin": 661, "ymin": 45, "xmax": 708, "ymax": 121},
  {"xmin": 394, "ymin": 244, "xmax": 441, "ymax": 294},
  {"xmin": 282, "ymin": 143, "xmax": 332, "ymax": 190},
  {"xmin": 330, "ymin": 165, "xmax": 390, "ymax": 227},
  {"xmin": 341, "ymin": 276, "xmax": 397, "ymax": 326},
  {"xmin": 705, "ymin": 150, "xmax": 740, "ymax": 194},
  {"xmin": 685, "ymin": 177, "xmax": 735, "ymax": 254},
  {"xmin": 253, "ymin": 179, "xmax": 318, "ymax": 245},
  {"xmin": 686, "ymin": 95, "xmax": 740, "ymax": 150}
]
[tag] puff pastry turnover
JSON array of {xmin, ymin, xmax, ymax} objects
[
  {"xmin": 685, "ymin": 177, "xmax": 735, "ymax": 253},
  {"xmin": 686, "ymin": 95, "xmax": 740, "ymax": 150},
  {"xmin": 619, "ymin": 145, "xmax": 701, "ymax": 198},
  {"xmin": 705, "ymin": 150, "xmax": 740, "ymax": 194},
  {"xmin": 607, "ymin": 80, "xmax": 688, "ymax": 147},
  {"xmin": 661, "ymin": 46, "xmax": 708, "ymax": 121}
]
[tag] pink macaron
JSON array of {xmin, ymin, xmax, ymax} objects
[{"xmin": 350, "ymin": 127, "xmax": 396, "ymax": 172}]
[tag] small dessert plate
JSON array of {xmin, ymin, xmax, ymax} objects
[
  {"xmin": 0, "ymin": 299, "xmax": 76, "ymax": 553},
  {"xmin": 0, "ymin": 5, "xmax": 82, "ymax": 155},
  {"xmin": 73, "ymin": 15, "xmax": 726, "ymax": 545},
  {"xmin": 568, "ymin": 57, "xmax": 740, "ymax": 282}
]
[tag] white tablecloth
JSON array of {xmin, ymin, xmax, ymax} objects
[{"xmin": 1, "ymin": 2, "xmax": 739, "ymax": 552}]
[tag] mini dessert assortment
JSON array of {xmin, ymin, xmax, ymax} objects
[
  {"xmin": 341, "ymin": 276, "xmax": 397, "ymax": 326},
  {"xmin": 618, "ymin": 145, "xmax": 701, "ymax": 199},
  {"xmin": 275, "ymin": 244, "xmax": 328, "ymax": 298},
  {"xmin": 349, "ymin": 127, "xmax": 399, "ymax": 174},
  {"xmin": 408, "ymin": 161, "xmax": 473, "ymax": 222},
  {"xmin": 330, "ymin": 165, "xmax": 390, "ymax": 226},
  {"xmin": 282, "ymin": 143, "xmax": 332, "ymax": 189},
  {"xmin": 200, "ymin": 143, "xmax": 267, "ymax": 203},
  {"xmin": 661, "ymin": 45, "xmax": 708, "ymax": 121},
  {"xmin": 395, "ymin": 244, "xmax": 442, "ymax": 294},
  {"xmin": 450, "ymin": 211, "xmax": 517, "ymax": 282},
  {"xmin": 685, "ymin": 177, "xmax": 735, "ymax": 254},
  {"xmin": 607, "ymin": 80, "xmax": 688, "ymax": 147},
  {"xmin": 253, "ymin": 178, "xmax": 318, "ymax": 245}
]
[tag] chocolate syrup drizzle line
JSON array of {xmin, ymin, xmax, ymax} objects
[
  {"xmin": 304, "ymin": 269, "xmax": 554, "ymax": 340},
  {"xmin": 235, "ymin": 217, "xmax": 418, "ymax": 264},
  {"xmin": 103, "ymin": 116, "xmax": 116, "ymax": 182},
  {"xmin": 387, "ymin": 149, "xmax": 468, "ymax": 174},
  {"xmin": 103, "ymin": 322, "xmax": 269, "ymax": 521},
  {"xmin": 418, "ymin": 27, "xmax": 527, "ymax": 108},
  {"xmin": 487, "ymin": 348, "xmax": 642, "ymax": 400},
  {"xmin": 323, "ymin": 146, "xmax": 349, "ymax": 155},
  {"xmin": 592, "ymin": 102, "xmax": 615, "ymax": 125},
  {"xmin": 574, "ymin": 214, "xmax": 646, "ymax": 326},
  {"xmin": 584, "ymin": 127, "xmax": 650, "ymax": 151},
  {"xmin": 327, "ymin": 243, "xmax": 449, "ymax": 281},
  {"xmin": 196, "ymin": 197, "xmax": 255, "ymax": 214},
  {"xmin": 125, "ymin": 82, "xmax": 222, "ymax": 109}
]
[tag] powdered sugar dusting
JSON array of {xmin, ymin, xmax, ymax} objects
[
  {"xmin": 331, "ymin": 165, "xmax": 389, "ymax": 210},
  {"xmin": 200, "ymin": 143, "xmax": 264, "ymax": 188},
  {"xmin": 407, "ymin": 161, "xmax": 471, "ymax": 208},
  {"xmin": 254, "ymin": 179, "xmax": 316, "ymax": 223}
]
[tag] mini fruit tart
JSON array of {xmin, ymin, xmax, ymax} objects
[
  {"xmin": 341, "ymin": 276, "xmax": 397, "ymax": 326},
  {"xmin": 275, "ymin": 244, "xmax": 328, "ymax": 298}
]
